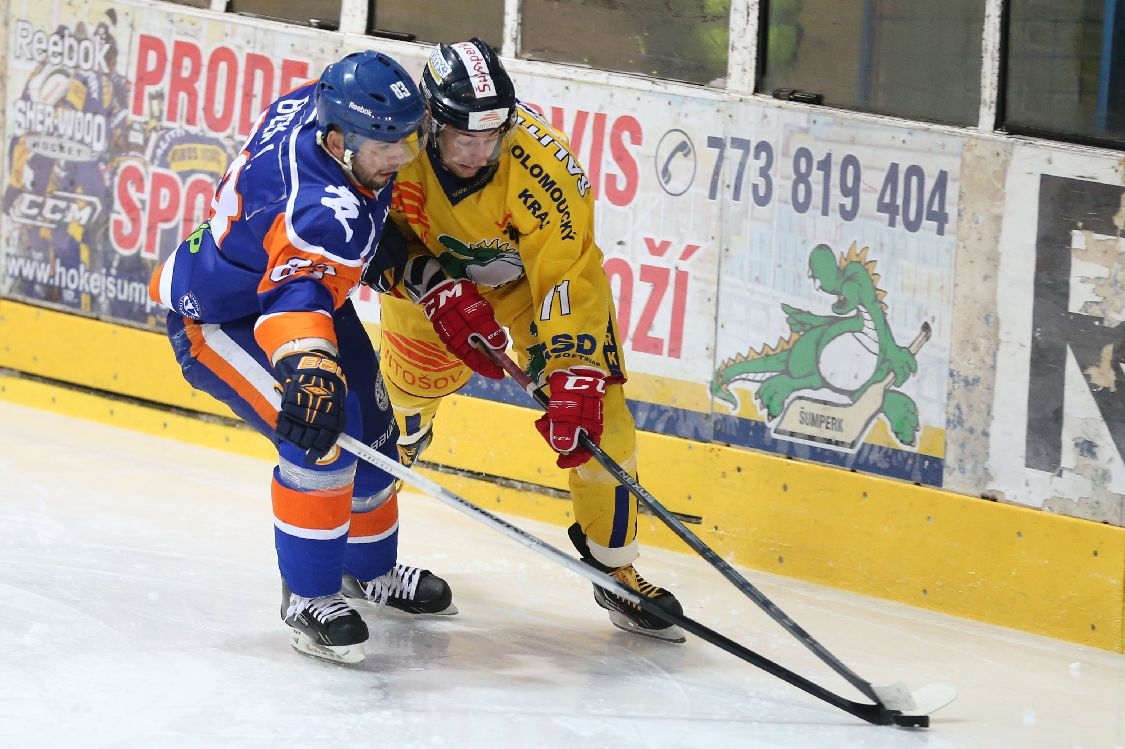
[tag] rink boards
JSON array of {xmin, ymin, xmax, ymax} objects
[
  {"xmin": 0, "ymin": 0, "xmax": 1122, "ymax": 656},
  {"xmin": 1, "ymin": 299, "xmax": 1120, "ymax": 653}
]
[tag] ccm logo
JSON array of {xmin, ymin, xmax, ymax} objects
[
  {"xmin": 561, "ymin": 374, "xmax": 605, "ymax": 394},
  {"xmin": 423, "ymin": 282, "xmax": 464, "ymax": 317}
]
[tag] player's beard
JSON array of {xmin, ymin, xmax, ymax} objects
[{"xmin": 349, "ymin": 159, "xmax": 395, "ymax": 191}]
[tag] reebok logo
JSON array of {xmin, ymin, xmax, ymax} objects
[
  {"xmin": 348, "ymin": 101, "xmax": 374, "ymax": 117},
  {"xmin": 14, "ymin": 20, "xmax": 112, "ymax": 74}
]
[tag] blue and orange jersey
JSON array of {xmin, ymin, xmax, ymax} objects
[{"xmin": 149, "ymin": 81, "xmax": 392, "ymax": 361}]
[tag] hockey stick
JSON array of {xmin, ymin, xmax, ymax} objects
[
  {"xmin": 336, "ymin": 432, "xmax": 933, "ymax": 727},
  {"xmin": 480, "ymin": 348, "xmax": 955, "ymax": 719}
]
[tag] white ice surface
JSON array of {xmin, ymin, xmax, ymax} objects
[{"xmin": 0, "ymin": 401, "xmax": 1122, "ymax": 749}]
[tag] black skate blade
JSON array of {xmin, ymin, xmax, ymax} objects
[
  {"xmin": 607, "ymin": 611, "xmax": 687, "ymax": 643},
  {"xmin": 288, "ymin": 630, "xmax": 365, "ymax": 665}
]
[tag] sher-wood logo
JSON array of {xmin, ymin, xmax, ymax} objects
[{"xmin": 10, "ymin": 26, "xmax": 113, "ymax": 163}]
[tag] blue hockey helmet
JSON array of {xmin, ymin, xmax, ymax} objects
[{"xmin": 316, "ymin": 51, "xmax": 426, "ymax": 152}]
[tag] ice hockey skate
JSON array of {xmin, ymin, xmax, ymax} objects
[
  {"xmin": 569, "ymin": 523, "xmax": 685, "ymax": 643},
  {"xmin": 589, "ymin": 563, "xmax": 686, "ymax": 643},
  {"xmin": 396, "ymin": 421, "xmax": 434, "ymax": 468},
  {"xmin": 281, "ymin": 580, "xmax": 369, "ymax": 664},
  {"xmin": 342, "ymin": 563, "xmax": 458, "ymax": 615},
  {"xmin": 393, "ymin": 423, "xmax": 433, "ymax": 494}
]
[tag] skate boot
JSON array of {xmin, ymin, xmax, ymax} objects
[
  {"xmin": 281, "ymin": 580, "xmax": 368, "ymax": 664},
  {"xmin": 397, "ymin": 421, "xmax": 434, "ymax": 468},
  {"xmin": 393, "ymin": 422, "xmax": 434, "ymax": 493},
  {"xmin": 591, "ymin": 563, "xmax": 686, "ymax": 643},
  {"xmin": 569, "ymin": 523, "xmax": 685, "ymax": 643},
  {"xmin": 342, "ymin": 563, "xmax": 458, "ymax": 615}
]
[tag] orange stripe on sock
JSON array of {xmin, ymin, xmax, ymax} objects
[
  {"xmin": 184, "ymin": 319, "xmax": 278, "ymax": 427},
  {"xmin": 272, "ymin": 477, "xmax": 351, "ymax": 531},
  {"xmin": 350, "ymin": 492, "xmax": 399, "ymax": 538}
]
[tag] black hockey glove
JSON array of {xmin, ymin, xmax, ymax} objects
[
  {"xmin": 360, "ymin": 220, "xmax": 408, "ymax": 293},
  {"xmin": 275, "ymin": 351, "xmax": 347, "ymax": 461}
]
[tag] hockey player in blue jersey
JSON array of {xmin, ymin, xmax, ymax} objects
[{"xmin": 149, "ymin": 50, "xmax": 454, "ymax": 664}]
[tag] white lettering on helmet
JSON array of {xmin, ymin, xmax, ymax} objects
[
  {"xmin": 348, "ymin": 101, "xmax": 374, "ymax": 117},
  {"xmin": 451, "ymin": 41, "xmax": 496, "ymax": 98}
]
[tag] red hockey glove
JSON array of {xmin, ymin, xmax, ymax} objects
[
  {"xmin": 420, "ymin": 279, "xmax": 507, "ymax": 379},
  {"xmin": 275, "ymin": 351, "xmax": 347, "ymax": 461},
  {"xmin": 534, "ymin": 367, "xmax": 606, "ymax": 468}
]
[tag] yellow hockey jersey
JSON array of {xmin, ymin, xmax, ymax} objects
[{"xmin": 389, "ymin": 103, "xmax": 626, "ymax": 382}]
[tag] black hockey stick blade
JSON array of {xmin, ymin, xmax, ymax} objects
[
  {"xmin": 336, "ymin": 433, "xmax": 949, "ymax": 726},
  {"xmin": 480, "ymin": 347, "xmax": 956, "ymax": 720}
]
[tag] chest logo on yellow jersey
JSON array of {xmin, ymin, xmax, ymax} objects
[{"xmin": 436, "ymin": 235, "xmax": 524, "ymax": 288}]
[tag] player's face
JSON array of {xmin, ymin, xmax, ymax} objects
[
  {"xmin": 436, "ymin": 126, "xmax": 505, "ymax": 178},
  {"xmin": 348, "ymin": 134, "xmax": 422, "ymax": 190}
]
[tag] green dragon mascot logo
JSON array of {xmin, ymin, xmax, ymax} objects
[
  {"xmin": 435, "ymin": 235, "xmax": 523, "ymax": 288},
  {"xmin": 711, "ymin": 242, "xmax": 930, "ymax": 449}
]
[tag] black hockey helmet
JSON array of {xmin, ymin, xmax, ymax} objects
[{"xmin": 420, "ymin": 39, "xmax": 517, "ymax": 135}]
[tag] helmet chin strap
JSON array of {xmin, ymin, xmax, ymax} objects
[
  {"xmin": 317, "ymin": 130, "xmax": 366, "ymax": 188},
  {"xmin": 341, "ymin": 148, "xmax": 361, "ymax": 181}
]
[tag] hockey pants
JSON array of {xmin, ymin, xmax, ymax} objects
[
  {"xmin": 164, "ymin": 300, "xmax": 402, "ymax": 598},
  {"xmin": 380, "ymin": 289, "xmax": 640, "ymax": 570}
]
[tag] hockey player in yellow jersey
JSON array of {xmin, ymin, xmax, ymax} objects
[{"xmin": 376, "ymin": 39, "xmax": 684, "ymax": 642}]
